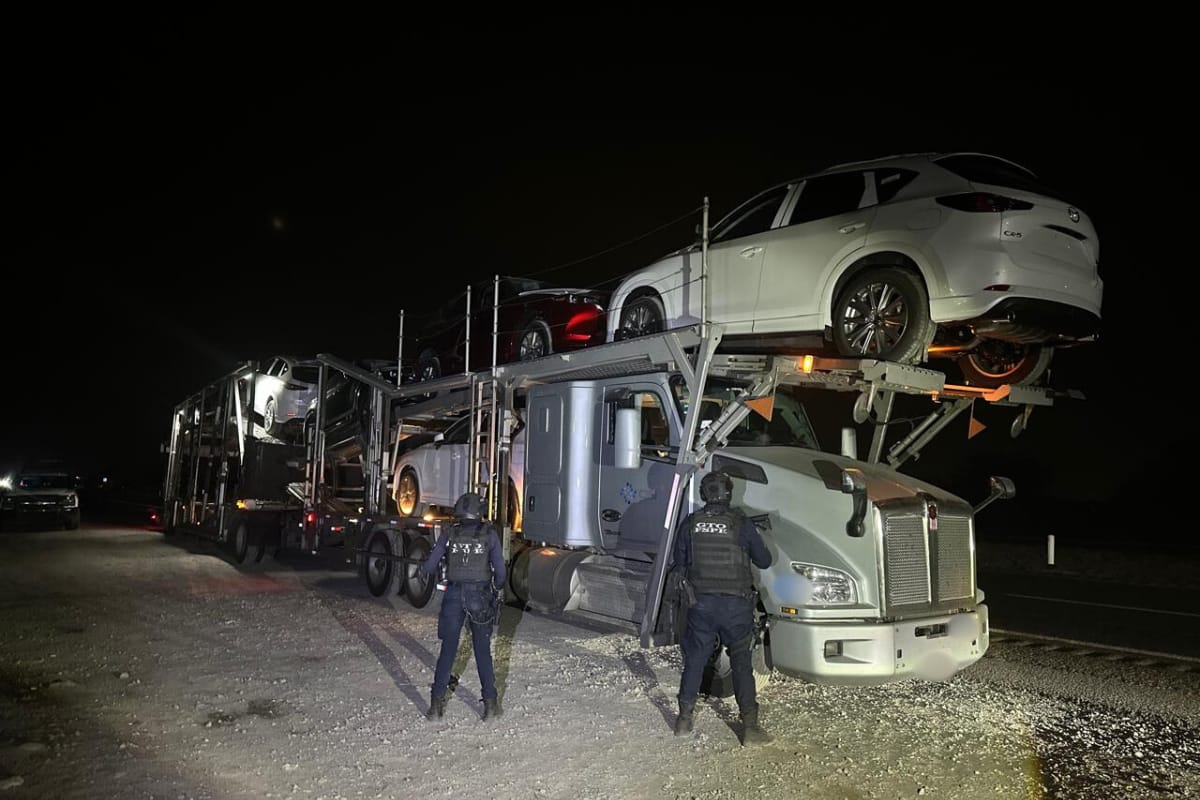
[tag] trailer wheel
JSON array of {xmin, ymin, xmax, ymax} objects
[
  {"xmin": 232, "ymin": 521, "xmax": 251, "ymax": 564},
  {"xmin": 364, "ymin": 531, "xmax": 396, "ymax": 598},
  {"xmin": 404, "ymin": 536, "xmax": 436, "ymax": 608},
  {"xmin": 254, "ymin": 528, "xmax": 271, "ymax": 562}
]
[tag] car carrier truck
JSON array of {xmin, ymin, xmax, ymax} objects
[{"xmin": 163, "ymin": 315, "xmax": 1067, "ymax": 687}]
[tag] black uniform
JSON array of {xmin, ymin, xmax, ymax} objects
[
  {"xmin": 420, "ymin": 492, "xmax": 506, "ymax": 720},
  {"xmin": 672, "ymin": 472, "xmax": 772, "ymax": 743}
]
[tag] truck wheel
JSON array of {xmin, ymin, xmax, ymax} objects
[
  {"xmin": 364, "ymin": 531, "xmax": 395, "ymax": 598},
  {"xmin": 232, "ymin": 521, "xmax": 251, "ymax": 564},
  {"xmin": 700, "ymin": 640, "xmax": 771, "ymax": 698},
  {"xmin": 404, "ymin": 537, "xmax": 436, "ymax": 608}
]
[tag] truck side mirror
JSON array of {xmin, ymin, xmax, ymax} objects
[
  {"xmin": 973, "ymin": 476, "xmax": 1016, "ymax": 514},
  {"xmin": 841, "ymin": 467, "xmax": 867, "ymax": 538},
  {"xmin": 615, "ymin": 407, "xmax": 642, "ymax": 469}
]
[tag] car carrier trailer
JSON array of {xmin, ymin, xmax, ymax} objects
[{"xmin": 163, "ymin": 293, "xmax": 1073, "ymax": 687}]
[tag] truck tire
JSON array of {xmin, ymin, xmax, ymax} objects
[
  {"xmin": 364, "ymin": 531, "xmax": 396, "ymax": 598},
  {"xmin": 701, "ymin": 640, "xmax": 771, "ymax": 699},
  {"xmin": 404, "ymin": 536, "xmax": 436, "ymax": 608}
]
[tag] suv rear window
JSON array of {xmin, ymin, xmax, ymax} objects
[{"xmin": 934, "ymin": 154, "xmax": 1064, "ymax": 200}]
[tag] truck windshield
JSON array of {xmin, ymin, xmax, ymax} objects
[
  {"xmin": 18, "ymin": 474, "xmax": 75, "ymax": 490},
  {"xmin": 671, "ymin": 378, "xmax": 820, "ymax": 449}
]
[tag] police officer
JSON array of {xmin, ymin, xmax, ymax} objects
[
  {"xmin": 420, "ymin": 491, "xmax": 506, "ymax": 721},
  {"xmin": 672, "ymin": 471, "xmax": 772, "ymax": 744}
]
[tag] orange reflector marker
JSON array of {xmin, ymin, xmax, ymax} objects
[
  {"xmin": 781, "ymin": 606, "xmax": 798, "ymax": 616},
  {"xmin": 799, "ymin": 354, "xmax": 814, "ymax": 373},
  {"xmin": 745, "ymin": 395, "xmax": 775, "ymax": 421}
]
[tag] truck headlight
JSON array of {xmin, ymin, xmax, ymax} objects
[
  {"xmin": 791, "ymin": 562, "xmax": 858, "ymax": 606},
  {"xmin": 63, "ymin": 494, "xmax": 78, "ymax": 509}
]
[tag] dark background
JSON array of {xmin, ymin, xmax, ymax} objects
[{"xmin": 2, "ymin": 24, "xmax": 1185, "ymax": 545}]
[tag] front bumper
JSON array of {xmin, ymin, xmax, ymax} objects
[
  {"xmin": 768, "ymin": 605, "xmax": 989, "ymax": 685},
  {"xmin": 0, "ymin": 507, "xmax": 81, "ymax": 530}
]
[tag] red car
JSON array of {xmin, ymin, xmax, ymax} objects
[{"xmin": 411, "ymin": 277, "xmax": 608, "ymax": 379}]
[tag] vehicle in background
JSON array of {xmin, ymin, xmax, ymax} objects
[
  {"xmin": 412, "ymin": 276, "xmax": 607, "ymax": 379},
  {"xmin": 607, "ymin": 152, "xmax": 1102, "ymax": 387},
  {"xmin": 304, "ymin": 358, "xmax": 416, "ymax": 452},
  {"xmin": 0, "ymin": 470, "xmax": 80, "ymax": 530},
  {"xmin": 253, "ymin": 355, "xmax": 321, "ymax": 439}
]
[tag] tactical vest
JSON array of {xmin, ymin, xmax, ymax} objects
[
  {"xmin": 444, "ymin": 521, "xmax": 493, "ymax": 583},
  {"xmin": 687, "ymin": 506, "xmax": 752, "ymax": 596}
]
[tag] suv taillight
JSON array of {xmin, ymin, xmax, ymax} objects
[
  {"xmin": 565, "ymin": 307, "xmax": 604, "ymax": 341},
  {"xmin": 936, "ymin": 193, "xmax": 1033, "ymax": 213}
]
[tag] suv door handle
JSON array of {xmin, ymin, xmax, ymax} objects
[
  {"xmin": 838, "ymin": 222, "xmax": 866, "ymax": 234},
  {"xmin": 739, "ymin": 246, "xmax": 763, "ymax": 258}
]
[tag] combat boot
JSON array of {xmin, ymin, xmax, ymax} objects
[
  {"xmin": 740, "ymin": 706, "xmax": 770, "ymax": 745},
  {"xmin": 425, "ymin": 693, "xmax": 446, "ymax": 720},
  {"xmin": 483, "ymin": 697, "xmax": 503, "ymax": 720},
  {"xmin": 673, "ymin": 701, "xmax": 694, "ymax": 736}
]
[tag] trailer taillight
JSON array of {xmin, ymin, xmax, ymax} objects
[{"xmin": 306, "ymin": 512, "xmax": 316, "ymax": 525}]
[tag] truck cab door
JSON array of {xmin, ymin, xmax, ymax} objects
[{"xmin": 598, "ymin": 387, "xmax": 676, "ymax": 550}]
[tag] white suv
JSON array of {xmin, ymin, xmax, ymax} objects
[
  {"xmin": 607, "ymin": 152, "xmax": 1102, "ymax": 387},
  {"xmin": 392, "ymin": 414, "xmax": 525, "ymax": 528}
]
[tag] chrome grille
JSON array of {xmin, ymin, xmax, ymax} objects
[
  {"xmin": 884, "ymin": 513, "xmax": 928, "ymax": 607},
  {"xmin": 882, "ymin": 503, "xmax": 974, "ymax": 613},
  {"xmin": 936, "ymin": 515, "xmax": 973, "ymax": 601}
]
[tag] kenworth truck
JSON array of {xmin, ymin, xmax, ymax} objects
[{"xmin": 164, "ymin": 321, "xmax": 1065, "ymax": 688}]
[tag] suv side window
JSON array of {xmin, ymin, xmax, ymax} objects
[
  {"xmin": 265, "ymin": 359, "xmax": 283, "ymax": 377},
  {"xmin": 444, "ymin": 416, "xmax": 472, "ymax": 445},
  {"xmin": 786, "ymin": 172, "xmax": 867, "ymax": 226},
  {"xmin": 874, "ymin": 168, "xmax": 919, "ymax": 204},
  {"xmin": 713, "ymin": 185, "xmax": 790, "ymax": 243}
]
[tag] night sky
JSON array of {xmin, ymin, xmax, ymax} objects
[{"xmin": 3, "ymin": 26, "xmax": 1185, "ymax": 542}]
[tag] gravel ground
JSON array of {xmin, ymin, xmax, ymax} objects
[{"xmin": 0, "ymin": 526, "xmax": 1196, "ymax": 800}]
